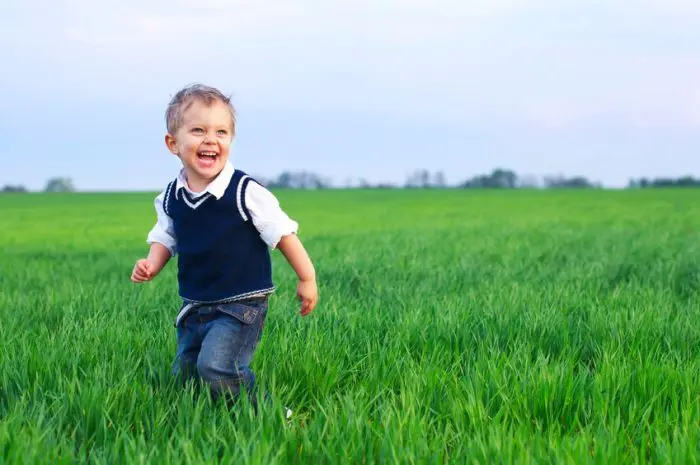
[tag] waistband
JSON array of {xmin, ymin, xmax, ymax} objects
[{"xmin": 175, "ymin": 295, "xmax": 268, "ymax": 327}]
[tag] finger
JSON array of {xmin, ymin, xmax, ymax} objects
[
  {"xmin": 140, "ymin": 263, "xmax": 154, "ymax": 278},
  {"xmin": 301, "ymin": 299, "xmax": 314, "ymax": 316}
]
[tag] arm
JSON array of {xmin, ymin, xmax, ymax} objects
[
  {"xmin": 277, "ymin": 233, "xmax": 315, "ymax": 281},
  {"xmin": 277, "ymin": 233, "xmax": 318, "ymax": 316},
  {"xmin": 245, "ymin": 182, "xmax": 318, "ymax": 316},
  {"xmin": 131, "ymin": 190, "xmax": 177, "ymax": 283}
]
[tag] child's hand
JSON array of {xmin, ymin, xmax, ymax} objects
[
  {"xmin": 297, "ymin": 278, "xmax": 318, "ymax": 317},
  {"xmin": 131, "ymin": 259, "xmax": 155, "ymax": 283}
]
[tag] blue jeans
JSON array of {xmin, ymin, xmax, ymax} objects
[{"xmin": 172, "ymin": 297, "xmax": 268, "ymax": 405}]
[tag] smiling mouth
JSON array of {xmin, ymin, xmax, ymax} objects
[{"xmin": 198, "ymin": 151, "xmax": 218, "ymax": 159}]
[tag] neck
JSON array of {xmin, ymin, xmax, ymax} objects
[{"xmin": 185, "ymin": 173, "xmax": 215, "ymax": 193}]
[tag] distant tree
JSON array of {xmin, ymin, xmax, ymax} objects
[
  {"xmin": 542, "ymin": 174, "xmax": 596, "ymax": 189},
  {"xmin": 1, "ymin": 184, "xmax": 28, "ymax": 193},
  {"xmin": 433, "ymin": 171, "xmax": 447, "ymax": 188},
  {"xmin": 461, "ymin": 174, "xmax": 488, "ymax": 188},
  {"xmin": 627, "ymin": 175, "xmax": 700, "ymax": 188},
  {"xmin": 274, "ymin": 172, "xmax": 293, "ymax": 188},
  {"xmin": 266, "ymin": 171, "xmax": 331, "ymax": 189},
  {"xmin": 653, "ymin": 178, "xmax": 674, "ymax": 187},
  {"xmin": 405, "ymin": 169, "xmax": 434, "ymax": 188},
  {"xmin": 491, "ymin": 168, "xmax": 517, "ymax": 188},
  {"xmin": 419, "ymin": 169, "xmax": 430, "ymax": 188},
  {"xmin": 44, "ymin": 177, "xmax": 75, "ymax": 192},
  {"xmin": 461, "ymin": 168, "xmax": 518, "ymax": 188},
  {"xmin": 677, "ymin": 176, "xmax": 697, "ymax": 187},
  {"xmin": 404, "ymin": 172, "xmax": 417, "ymax": 188}
]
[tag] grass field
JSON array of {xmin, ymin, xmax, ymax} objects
[{"xmin": 2, "ymin": 188, "xmax": 700, "ymax": 463}]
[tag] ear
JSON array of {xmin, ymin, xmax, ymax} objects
[{"xmin": 165, "ymin": 133, "xmax": 179, "ymax": 155}]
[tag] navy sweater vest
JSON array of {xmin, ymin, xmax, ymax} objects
[{"xmin": 163, "ymin": 170, "xmax": 273, "ymax": 302}]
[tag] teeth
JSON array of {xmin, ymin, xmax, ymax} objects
[{"xmin": 199, "ymin": 152, "xmax": 217, "ymax": 158}]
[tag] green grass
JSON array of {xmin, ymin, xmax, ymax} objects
[{"xmin": 2, "ymin": 188, "xmax": 700, "ymax": 463}]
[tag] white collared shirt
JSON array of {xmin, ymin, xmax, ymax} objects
[{"xmin": 147, "ymin": 162, "xmax": 298, "ymax": 255}]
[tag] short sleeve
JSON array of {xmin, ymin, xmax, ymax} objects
[
  {"xmin": 244, "ymin": 181, "xmax": 299, "ymax": 248},
  {"xmin": 146, "ymin": 189, "xmax": 178, "ymax": 255}
]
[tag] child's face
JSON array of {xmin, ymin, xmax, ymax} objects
[{"xmin": 165, "ymin": 99, "xmax": 234, "ymax": 189}]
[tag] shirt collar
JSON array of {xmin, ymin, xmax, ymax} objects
[{"xmin": 174, "ymin": 161, "xmax": 234, "ymax": 200}]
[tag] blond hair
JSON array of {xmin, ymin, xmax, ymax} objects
[{"xmin": 165, "ymin": 83, "xmax": 236, "ymax": 135}]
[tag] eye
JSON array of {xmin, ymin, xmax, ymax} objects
[
  {"xmin": 217, "ymin": 129, "xmax": 229, "ymax": 136},
  {"xmin": 191, "ymin": 127, "xmax": 204, "ymax": 134}
]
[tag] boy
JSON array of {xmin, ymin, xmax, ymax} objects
[{"xmin": 131, "ymin": 83, "xmax": 318, "ymax": 409}]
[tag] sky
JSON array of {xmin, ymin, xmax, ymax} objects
[{"xmin": 1, "ymin": 0, "xmax": 699, "ymax": 190}]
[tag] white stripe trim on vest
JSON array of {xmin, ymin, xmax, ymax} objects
[
  {"xmin": 180, "ymin": 191, "xmax": 212, "ymax": 210},
  {"xmin": 163, "ymin": 181, "xmax": 175, "ymax": 217},
  {"xmin": 237, "ymin": 175, "xmax": 250, "ymax": 221}
]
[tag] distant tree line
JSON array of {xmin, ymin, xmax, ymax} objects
[
  {"xmin": 254, "ymin": 169, "xmax": 693, "ymax": 190},
  {"xmin": 255, "ymin": 171, "xmax": 333, "ymax": 189},
  {"xmin": 1, "ymin": 185, "xmax": 28, "ymax": 193},
  {"xmin": 392, "ymin": 168, "xmax": 601, "ymax": 189},
  {"xmin": 1, "ymin": 177, "xmax": 75, "ymax": 194},
  {"xmin": 3, "ymin": 172, "xmax": 700, "ymax": 193},
  {"xmin": 250, "ymin": 168, "xmax": 608, "ymax": 189},
  {"xmin": 628, "ymin": 176, "xmax": 700, "ymax": 188}
]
